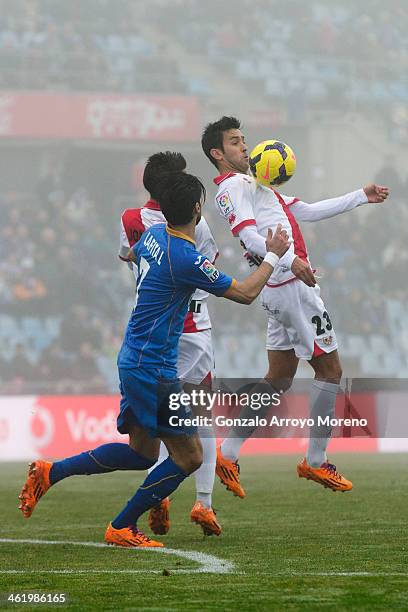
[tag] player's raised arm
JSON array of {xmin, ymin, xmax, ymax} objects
[
  {"xmin": 283, "ymin": 183, "xmax": 390, "ymax": 223},
  {"xmin": 222, "ymin": 225, "xmax": 289, "ymax": 304}
]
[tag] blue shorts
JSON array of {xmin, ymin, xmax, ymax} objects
[{"xmin": 117, "ymin": 366, "xmax": 196, "ymax": 438}]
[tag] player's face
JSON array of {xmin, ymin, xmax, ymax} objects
[{"xmin": 220, "ymin": 129, "xmax": 249, "ymax": 173}]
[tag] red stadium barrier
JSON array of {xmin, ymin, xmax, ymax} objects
[{"xmin": 0, "ymin": 92, "xmax": 199, "ymax": 141}]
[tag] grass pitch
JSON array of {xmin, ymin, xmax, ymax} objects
[{"xmin": 1, "ymin": 454, "xmax": 408, "ymax": 610}]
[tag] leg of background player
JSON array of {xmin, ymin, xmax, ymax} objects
[
  {"xmin": 147, "ymin": 441, "xmax": 169, "ymax": 475},
  {"xmin": 217, "ymin": 350, "xmax": 298, "ymax": 497},
  {"xmin": 149, "ymin": 376, "xmax": 220, "ymax": 536},
  {"xmin": 194, "ymin": 427, "xmax": 216, "ymax": 507},
  {"xmin": 221, "ymin": 350, "xmax": 298, "ymax": 461}
]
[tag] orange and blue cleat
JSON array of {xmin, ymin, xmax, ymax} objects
[
  {"xmin": 191, "ymin": 501, "xmax": 222, "ymax": 536},
  {"xmin": 297, "ymin": 458, "xmax": 353, "ymax": 492},
  {"xmin": 216, "ymin": 446, "xmax": 245, "ymax": 498},
  {"xmin": 148, "ymin": 497, "xmax": 170, "ymax": 535},
  {"xmin": 18, "ymin": 460, "xmax": 53, "ymax": 518},
  {"xmin": 105, "ymin": 523, "xmax": 163, "ymax": 547}
]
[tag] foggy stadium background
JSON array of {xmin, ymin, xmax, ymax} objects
[{"xmin": 0, "ymin": 0, "xmax": 407, "ymax": 395}]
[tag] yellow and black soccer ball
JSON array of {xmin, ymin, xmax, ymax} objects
[{"xmin": 249, "ymin": 140, "xmax": 296, "ymax": 187}]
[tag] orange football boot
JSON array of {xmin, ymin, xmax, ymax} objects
[
  {"xmin": 18, "ymin": 460, "xmax": 53, "ymax": 518},
  {"xmin": 191, "ymin": 501, "xmax": 221, "ymax": 536},
  {"xmin": 297, "ymin": 458, "xmax": 353, "ymax": 492},
  {"xmin": 105, "ymin": 523, "xmax": 163, "ymax": 547},
  {"xmin": 216, "ymin": 446, "xmax": 245, "ymax": 498},
  {"xmin": 148, "ymin": 497, "xmax": 170, "ymax": 535}
]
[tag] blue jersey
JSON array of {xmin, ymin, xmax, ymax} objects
[{"xmin": 118, "ymin": 224, "xmax": 233, "ymax": 372}]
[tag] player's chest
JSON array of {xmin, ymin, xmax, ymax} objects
[{"xmin": 253, "ymin": 195, "xmax": 292, "ymax": 233}]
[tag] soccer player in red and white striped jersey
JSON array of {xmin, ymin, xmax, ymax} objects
[{"xmin": 202, "ymin": 116, "xmax": 389, "ymax": 496}]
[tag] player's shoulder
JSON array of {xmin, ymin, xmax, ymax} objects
[
  {"xmin": 136, "ymin": 223, "xmax": 167, "ymax": 261},
  {"xmin": 138, "ymin": 222, "xmax": 165, "ymax": 244},
  {"xmin": 215, "ymin": 172, "xmax": 255, "ymax": 192},
  {"xmin": 121, "ymin": 207, "xmax": 143, "ymax": 227},
  {"xmin": 214, "ymin": 173, "xmax": 255, "ymax": 217},
  {"xmin": 173, "ymin": 243, "xmax": 220, "ymax": 283},
  {"xmin": 167, "ymin": 233, "xmax": 198, "ymax": 276}
]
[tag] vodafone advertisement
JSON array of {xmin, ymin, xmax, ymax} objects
[
  {"xmin": 0, "ymin": 396, "xmax": 124, "ymax": 461},
  {"xmin": 1, "ymin": 393, "xmax": 406, "ymax": 461},
  {"xmin": 0, "ymin": 92, "xmax": 199, "ymax": 141}
]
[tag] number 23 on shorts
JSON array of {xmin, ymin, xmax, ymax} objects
[{"xmin": 311, "ymin": 311, "xmax": 333, "ymax": 336}]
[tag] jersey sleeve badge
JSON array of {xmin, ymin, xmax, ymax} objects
[
  {"xmin": 216, "ymin": 190, "xmax": 234, "ymax": 217},
  {"xmin": 199, "ymin": 259, "xmax": 220, "ymax": 282}
]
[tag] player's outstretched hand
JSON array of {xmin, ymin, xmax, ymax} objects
[
  {"xmin": 266, "ymin": 225, "xmax": 290, "ymax": 258},
  {"xmin": 291, "ymin": 256, "xmax": 316, "ymax": 287},
  {"xmin": 363, "ymin": 184, "xmax": 389, "ymax": 203}
]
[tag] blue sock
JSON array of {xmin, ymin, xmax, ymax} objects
[
  {"xmin": 111, "ymin": 457, "xmax": 187, "ymax": 529},
  {"xmin": 49, "ymin": 443, "xmax": 155, "ymax": 485}
]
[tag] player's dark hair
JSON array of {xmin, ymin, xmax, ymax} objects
[
  {"xmin": 201, "ymin": 116, "xmax": 241, "ymax": 168},
  {"xmin": 143, "ymin": 151, "xmax": 186, "ymax": 200},
  {"xmin": 158, "ymin": 171, "xmax": 206, "ymax": 226}
]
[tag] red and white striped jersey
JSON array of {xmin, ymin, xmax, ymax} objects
[
  {"xmin": 119, "ymin": 200, "xmax": 218, "ymax": 333},
  {"xmin": 214, "ymin": 173, "xmax": 305, "ymax": 286},
  {"xmin": 213, "ymin": 172, "xmax": 367, "ymax": 287}
]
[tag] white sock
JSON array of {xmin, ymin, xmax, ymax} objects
[
  {"xmin": 194, "ymin": 427, "xmax": 216, "ymax": 508},
  {"xmin": 307, "ymin": 380, "xmax": 339, "ymax": 467},
  {"xmin": 221, "ymin": 437, "xmax": 245, "ymax": 463},
  {"xmin": 147, "ymin": 441, "xmax": 168, "ymax": 475},
  {"xmin": 196, "ymin": 492, "xmax": 212, "ymax": 508}
]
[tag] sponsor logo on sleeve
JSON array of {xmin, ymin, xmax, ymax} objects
[
  {"xmin": 199, "ymin": 259, "xmax": 220, "ymax": 282},
  {"xmin": 216, "ymin": 190, "xmax": 234, "ymax": 217},
  {"xmin": 228, "ymin": 213, "xmax": 236, "ymax": 225}
]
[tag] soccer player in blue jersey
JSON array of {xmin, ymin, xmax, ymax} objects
[{"xmin": 19, "ymin": 171, "xmax": 290, "ymax": 547}]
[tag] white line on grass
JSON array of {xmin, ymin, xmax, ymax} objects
[
  {"xmin": 0, "ymin": 538, "xmax": 235, "ymax": 575},
  {"xmin": 302, "ymin": 572, "xmax": 408, "ymax": 577},
  {"xmin": 258, "ymin": 571, "xmax": 408, "ymax": 578}
]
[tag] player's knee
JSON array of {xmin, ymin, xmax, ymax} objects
[
  {"xmin": 265, "ymin": 374, "xmax": 293, "ymax": 394},
  {"xmin": 314, "ymin": 362, "xmax": 342, "ymax": 384},
  {"xmin": 175, "ymin": 447, "xmax": 203, "ymax": 475},
  {"xmin": 185, "ymin": 450, "xmax": 203, "ymax": 474},
  {"xmin": 128, "ymin": 436, "xmax": 159, "ymax": 464}
]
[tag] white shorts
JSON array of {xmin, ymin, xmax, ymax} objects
[
  {"xmin": 261, "ymin": 280, "xmax": 338, "ymax": 360},
  {"xmin": 177, "ymin": 328, "xmax": 214, "ymax": 385}
]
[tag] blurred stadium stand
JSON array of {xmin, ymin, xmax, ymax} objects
[{"xmin": 0, "ymin": 0, "xmax": 407, "ymax": 392}]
